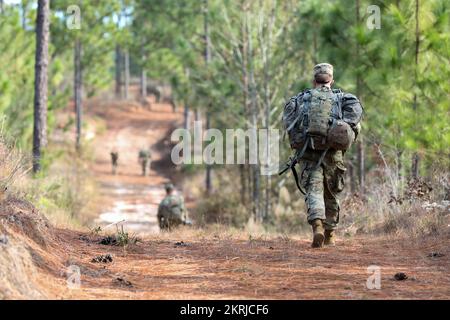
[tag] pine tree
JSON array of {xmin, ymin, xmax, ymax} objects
[{"xmin": 32, "ymin": 0, "xmax": 50, "ymax": 172}]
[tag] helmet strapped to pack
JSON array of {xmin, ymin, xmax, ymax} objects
[{"xmin": 328, "ymin": 120, "xmax": 355, "ymax": 150}]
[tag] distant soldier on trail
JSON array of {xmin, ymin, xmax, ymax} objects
[
  {"xmin": 138, "ymin": 148, "xmax": 152, "ymax": 176},
  {"xmin": 281, "ymin": 63, "xmax": 363, "ymax": 248},
  {"xmin": 157, "ymin": 183, "xmax": 191, "ymax": 231},
  {"xmin": 110, "ymin": 149, "xmax": 119, "ymax": 175}
]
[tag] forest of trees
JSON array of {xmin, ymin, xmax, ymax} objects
[{"xmin": 1, "ymin": 0, "xmax": 449, "ymax": 225}]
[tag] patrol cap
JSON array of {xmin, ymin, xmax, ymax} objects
[
  {"xmin": 164, "ymin": 182, "xmax": 174, "ymax": 192},
  {"xmin": 313, "ymin": 63, "xmax": 333, "ymax": 78}
]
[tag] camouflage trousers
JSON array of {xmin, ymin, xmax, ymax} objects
[
  {"xmin": 298, "ymin": 151, "xmax": 346, "ymax": 230},
  {"xmin": 140, "ymin": 159, "xmax": 151, "ymax": 176},
  {"xmin": 158, "ymin": 214, "xmax": 183, "ymax": 230}
]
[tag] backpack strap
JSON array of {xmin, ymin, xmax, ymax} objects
[
  {"xmin": 300, "ymin": 90, "xmax": 312, "ymax": 139},
  {"xmin": 291, "ymin": 139, "xmax": 311, "ymax": 195},
  {"xmin": 331, "ymin": 89, "xmax": 344, "ymax": 119},
  {"xmin": 279, "ymin": 142, "xmax": 309, "ymax": 195},
  {"xmin": 312, "ymin": 147, "xmax": 329, "ymax": 171},
  {"xmin": 284, "ymin": 90, "xmax": 306, "ymax": 133},
  {"xmin": 291, "ymin": 164, "xmax": 306, "ymax": 195}
]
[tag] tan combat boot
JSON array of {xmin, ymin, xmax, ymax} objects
[
  {"xmin": 324, "ymin": 229, "xmax": 336, "ymax": 246},
  {"xmin": 311, "ymin": 219, "xmax": 325, "ymax": 248}
]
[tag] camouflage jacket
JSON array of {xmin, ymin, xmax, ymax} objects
[{"xmin": 157, "ymin": 194, "xmax": 186, "ymax": 221}]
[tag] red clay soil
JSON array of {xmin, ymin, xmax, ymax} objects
[
  {"xmin": 1, "ymin": 203, "xmax": 449, "ymax": 299},
  {"xmin": 1, "ymin": 96, "xmax": 449, "ymax": 300}
]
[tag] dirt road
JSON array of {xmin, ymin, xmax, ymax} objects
[
  {"xmin": 1, "ymin": 96, "xmax": 449, "ymax": 300},
  {"xmin": 53, "ymin": 229, "xmax": 450, "ymax": 299},
  {"xmin": 87, "ymin": 98, "xmax": 182, "ymax": 235}
]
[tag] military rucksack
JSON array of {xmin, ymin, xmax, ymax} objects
[
  {"xmin": 280, "ymin": 86, "xmax": 362, "ymax": 193},
  {"xmin": 283, "ymin": 86, "xmax": 357, "ymax": 154},
  {"xmin": 159, "ymin": 195, "xmax": 183, "ymax": 220}
]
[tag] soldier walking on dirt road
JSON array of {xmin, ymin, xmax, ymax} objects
[
  {"xmin": 281, "ymin": 63, "xmax": 363, "ymax": 248},
  {"xmin": 138, "ymin": 148, "xmax": 152, "ymax": 176},
  {"xmin": 110, "ymin": 149, "xmax": 119, "ymax": 175}
]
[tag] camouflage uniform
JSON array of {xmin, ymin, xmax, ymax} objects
[
  {"xmin": 110, "ymin": 151, "xmax": 119, "ymax": 175},
  {"xmin": 138, "ymin": 149, "xmax": 152, "ymax": 176},
  {"xmin": 287, "ymin": 63, "xmax": 362, "ymax": 232},
  {"xmin": 157, "ymin": 190, "xmax": 187, "ymax": 230}
]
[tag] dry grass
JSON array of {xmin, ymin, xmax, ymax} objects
[
  {"xmin": 340, "ymin": 171, "xmax": 450, "ymax": 238},
  {"xmin": 0, "ymin": 197, "xmax": 53, "ymax": 299},
  {"xmin": 0, "ymin": 132, "xmax": 31, "ymax": 199},
  {"xmin": 0, "ymin": 127, "xmax": 99, "ymax": 229},
  {"xmin": 187, "ymin": 155, "xmax": 450, "ymax": 241}
]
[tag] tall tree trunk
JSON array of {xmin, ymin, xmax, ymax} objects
[
  {"xmin": 124, "ymin": 50, "xmax": 130, "ymax": 100},
  {"xmin": 194, "ymin": 109, "xmax": 202, "ymax": 165},
  {"xmin": 411, "ymin": 153, "xmax": 420, "ymax": 179},
  {"xmin": 205, "ymin": 113, "xmax": 212, "ymax": 193},
  {"xmin": 355, "ymin": 0, "xmax": 365, "ymax": 194},
  {"xmin": 251, "ymin": 115, "xmax": 260, "ymax": 222},
  {"xmin": 241, "ymin": 8, "xmax": 251, "ymax": 208},
  {"xmin": 241, "ymin": 4, "xmax": 260, "ymax": 220},
  {"xmin": 247, "ymin": 12, "xmax": 260, "ymax": 222},
  {"xmin": 411, "ymin": 0, "xmax": 420, "ymax": 179},
  {"xmin": 397, "ymin": 149, "xmax": 403, "ymax": 194},
  {"xmin": 252, "ymin": 155, "xmax": 260, "ymax": 222},
  {"xmin": 115, "ymin": 45, "xmax": 122, "ymax": 98},
  {"xmin": 348, "ymin": 156, "xmax": 357, "ymax": 194},
  {"xmin": 32, "ymin": 0, "xmax": 50, "ymax": 173},
  {"xmin": 195, "ymin": 109, "xmax": 201, "ymax": 122},
  {"xmin": 74, "ymin": 39, "xmax": 83, "ymax": 151},
  {"xmin": 357, "ymin": 137, "xmax": 365, "ymax": 194},
  {"xmin": 239, "ymin": 164, "xmax": 247, "ymax": 203},
  {"xmin": 203, "ymin": 0, "xmax": 213, "ymax": 194},
  {"xmin": 141, "ymin": 67, "xmax": 147, "ymax": 99},
  {"xmin": 184, "ymin": 103, "xmax": 191, "ymax": 131},
  {"xmin": 183, "ymin": 69, "xmax": 191, "ymax": 131},
  {"xmin": 140, "ymin": 45, "xmax": 147, "ymax": 99},
  {"xmin": 248, "ymin": 164, "xmax": 254, "ymax": 213},
  {"xmin": 262, "ymin": 4, "xmax": 276, "ymax": 222},
  {"xmin": 203, "ymin": 0, "xmax": 211, "ymax": 64},
  {"xmin": 21, "ymin": 1, "xmax": 27, "ymax": 29},
  {"xmin": 0, "ymin": 0, "xmax": 4, "ymax": 14}
]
